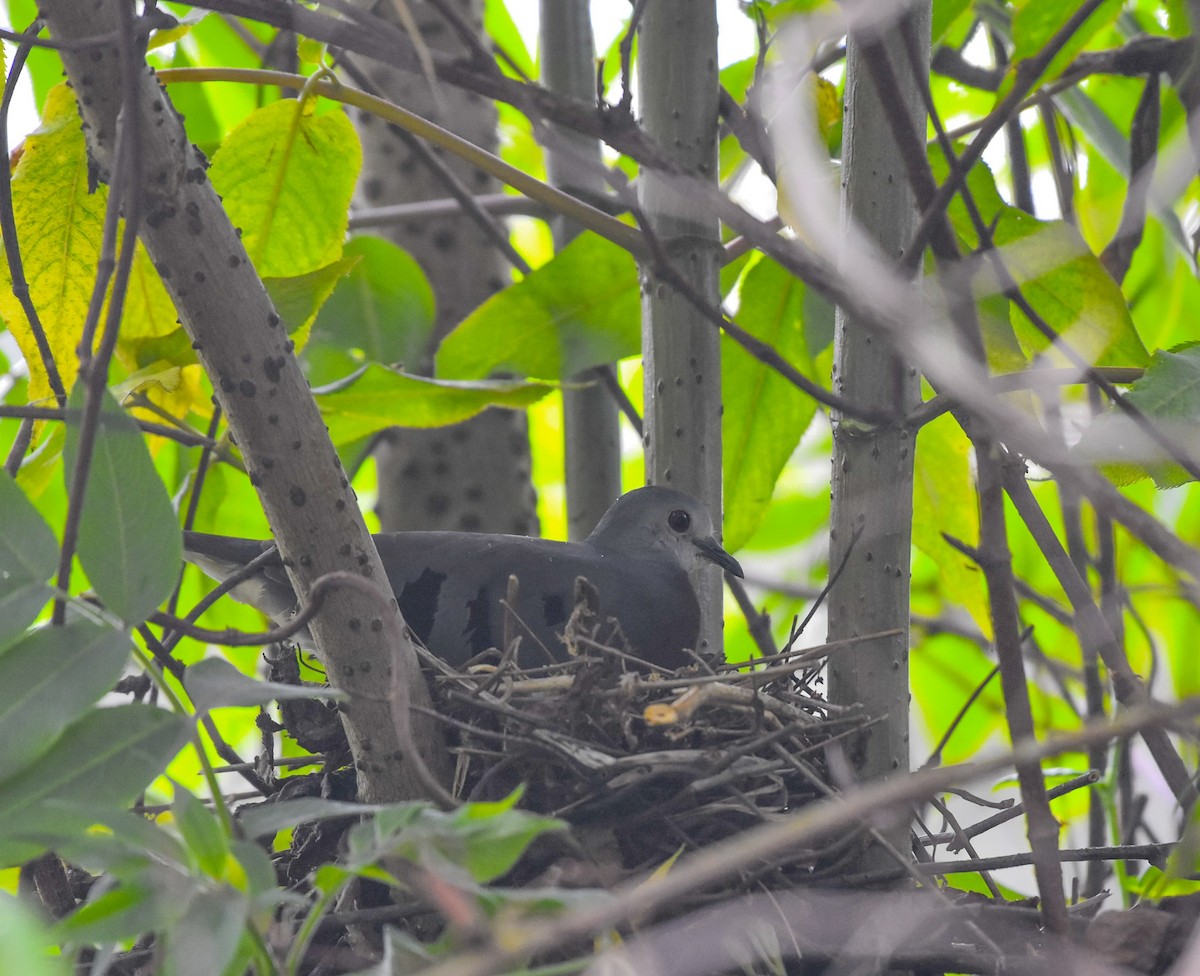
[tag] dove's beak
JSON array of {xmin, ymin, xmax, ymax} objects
[{"xmin": 694, "ymin": 536, "xmax": 744, "ymax": 578}]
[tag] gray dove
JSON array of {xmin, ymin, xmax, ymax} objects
[{"xmin": 183, "ymin": 486, "xmax": 742, "ymax": 670}]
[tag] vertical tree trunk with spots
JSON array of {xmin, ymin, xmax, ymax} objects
[
  {"xmin": 826, "ymin": 4, "xmax": 929, "ymax": 875},
  {"xmin": 637, "ymin": 0, "xmax": 726, "ymax": 657},
  {"xmin": 541, "ymin": 0, "xmax": 622, "ymax": 539},
  {"xmin": 351, "ymin": 1, "xmax": 539, "ymax": 538}
]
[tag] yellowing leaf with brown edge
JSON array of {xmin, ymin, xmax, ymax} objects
[{"xmin": 0, "ymin": 83, "xmax": 106, "ymax": 404}]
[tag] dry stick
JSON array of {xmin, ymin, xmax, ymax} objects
[
  {"xmin": 349, "ymin": 193, "xmax": 550, "ymax": 228},
  {"xmin": 623, "ymin": 194, "xmax": 890, "ymax": 425},
  {"xmin": 924, "ymin": 771, "xmax": 1102, "ymax": 852},
  {"xmin": 1088, "ymin": 393, "xmax": 1124, "ymax": 897},
  {"xmin": 158, "ymin": 66, "xmax": 887, "ymax": 429},
  {"xmin": 915, "ymin": 842, "xmax": 1177, "ymax": 877},
  {"xmin": 171, "ymin": 405, "xmax": 225, "ymax": 621},
  {"xmin": 160, "ymin": 570, "xmax": 456, "ymax": 810},
  {"xmin": 936, "ymin": 35, "xmax": 1192, "ymax": 101},
  {"xmin": 0, "ymin": 405, "xmax": 220, "ymax": 451},
  {"xmin": 1037, "ymin": 97, "xmax": 1075, "ymax": 221},
  {"xmin": 1002, "ymin": 462, "xmax": 1198, "ymax": 811},
  {"xmin": 919, "ymin": 30, "xmax": 1200, "ymax": 493},
  {"xmin": 136, "ymin": 623, "xmax": 272, "ymax": 796},
  {"xmin": 419, "ymin": 695, "xmax": 1200, "ymax": 976},
  {"xmin": 691, "ymin": 168, "xmax": 1200, "ymax": 588},
  {"xmin": 727, "ymin": 574, "xmax": 778, "ymax": 660},
  {"xmin": 925, "ymin": 665, "xmax": 1001, "ymax": 768},
  {"xmin": 975, "ymin": 456, "xmax": 1070, "ymax": 935},
  {"xmin": 925, "ymin": 795, "xmax": 1005, "ymax": 899}
]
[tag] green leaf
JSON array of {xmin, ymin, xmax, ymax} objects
[
  {"xmin": 1074, "ymin": 345, "xmax": 1200, "ymax": 487},
  {"xmin": 926, "ymin": 146, "xmax": 1027, "ymax": 372},
  {"xmin": 912, "ymin": 415, "xmax": 990, "ymax": 638},
  {"xmin": 0, "ymin": 473, "xmax": 58, "ymax": 647},
  {"xmin": 932, "ymin": 0, "xmax": 973, "ymax": 42},
  {"xmin": 315, "ymin": 364, "xmax": 553, "ymax": 446},
  {"xmin": 163, "ymin": 888, "xmax": 249, "ymax": 976},
  {"xmin": 307, "ymin": 235, "xmax": 437, "ymax": 381},
  {"xmin": 1010, "ymin": 0, "xmax": 1121, "ymax": 88},
  {"xmin": 0, "ymin": 705, "xmax": 190, "ymax": 865},
  {"xmin": 987, "ymin": 214, "xmax": 1148, "ymax": 369},
  {"xmin": 0, "ymin": 894, "xmax": 71, "ymax": 976},
  {"xmin": 209, "ymin": 99, "xmax": 361, "ymax": 278},
  {"xmin": 484, "ymin": 0, "xmax": 536, "ymax": 79},
  {"xmin": 173, "ymin": 785, "xmax": 230, "ymax": 879},
  {"xmin": 911, "ymin": 635, "xmax": 1001, "ymax": 763},
  {"xmin": 63, "ymin": 384, "xmax": 183, "ymax": 624},
  {"xmin": 346, "ymin": 795, "xmax": 564, "ymax": 885},
  {"xmin": 435, "ymin": 232, "xmax": 640, "ymax": 381},
  {"xmin": 449, "ymin": 805, "xmax": 564, "ymax": 884},
  {"xmin": 0, "ymin": 84, "xmax": 106, "ymax": 403},
  {"xmin": 263, "ymin": 255, "xmax": 358, "ymax": 343},
  {"xmin": 0, "ymin": 621, "xmax": 133, "ymax": 782},
  {"xmin": 239, "ymin": 798, "xmax": 382, "ymax": 840},
  {"xmin": 53, "ymin": 883, "xmax": 156, "ymax": 944},
  {"xmin": 184, "ymin": 657, "xmax": 346, "ymax": 712},
  {"xmin": 722, "ymin": 257, "xmax": 818, "ymax": 552}
]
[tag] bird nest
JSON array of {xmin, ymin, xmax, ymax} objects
[
  {"xmin": 414, "ymin": 584, "xmax": 868, "ymax": 889},
  {"xmin": 258, "ymin": 579, "xmax": 868, "ymax": 906}
]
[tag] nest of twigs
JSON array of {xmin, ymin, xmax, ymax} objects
[
  {"xmin": 259, "ymin": 580, "xmax": 872, "ymax": 915},
  {"xmin": 409, "ymin": 579, "xmax": 871, "ymax": 891}
]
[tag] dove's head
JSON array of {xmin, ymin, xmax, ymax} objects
[{"xmin": 587, "ymin": 486, "xmax": 743, "ymax": 578}]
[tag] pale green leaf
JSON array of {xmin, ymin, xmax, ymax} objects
[
  {"xmin": 0, "ymin": 621, "xmax": 133, "ymax": 782},
  {"xmin": 435, "ymin": 232, "xmax": 639, "ymax": 381},
  {"xmin": 722, "ymin": 257, "xmax": 818, "ymax": 553},
  {"xmin": 0, "ymin": 474, "xmax": 58, "ymax": 647},
  {"xmin": 209, "ymin": 99, "xmax": 361, "ymax": 278},
  {"xmin": 63, "ymin": 385, "xmax": 183, "ymax": 624},
  {"xmin": 913, "ymin": 414, "xmax": 990, "ymax": 637},
  {"xmin": 0, "ymin": 705, "xmax": 190, "ymax": 864},
  {"xmin": 988, "ymin": 214, "xmax": 1148, "ymax": 369},
  {"xmin": 307, "ymin": 236, "xmax": 436, "ymax": 383},
  {"xmin": 1010, "ymin": 0, "xmax": 1121, "ymax": 88},
  {"xmin": 315, "ymin": 366, "xmax": 552, "ymax": 447}
]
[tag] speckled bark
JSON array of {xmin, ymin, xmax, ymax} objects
[
  {"xmin": 541, "ymin": 0, "xmax": 621, "ymax": 540},
  {"xmin": 637, "ymin": 0, "xmax": 725, "ymax": 656},
  {"xmin": 350, "ymin": 0, "xmax": 538, "ymax": 537},
  {"xmin": 826, "ymin": 5, "xmax": 930, "ymax": 873},
  {"xmin": 42, "ymin": 0, "xmax": 448, "ymax": 804}
]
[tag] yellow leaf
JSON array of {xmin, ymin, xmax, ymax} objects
[{"xmin": 0, "ymin": 84, "xmax": 106, "ymax": 404}]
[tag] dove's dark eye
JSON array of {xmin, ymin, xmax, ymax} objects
[{"xmin": 668, "ymin": 510, "xmax": 691, "ymax": 533}]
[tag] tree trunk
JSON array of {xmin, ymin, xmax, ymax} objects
[
  {"xmin": 637, "ymin": 0, "xmax": 725, "ymax": 657},
  {"xmin": 826, "ymin": 3, "xmax": 930, "ymax": 874},
  {"xmin": 352, "ymin": 0, "xmax": 539, "ymax": 538},
  {"xmin": 542, "ymin": 0, "xmax": 622, "ymax": 540}
]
